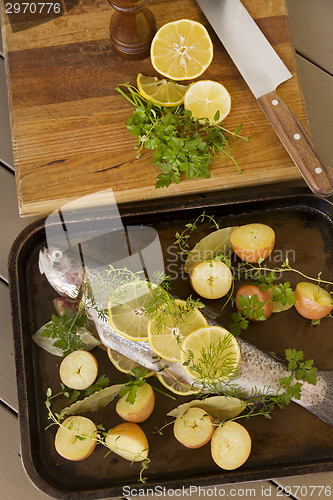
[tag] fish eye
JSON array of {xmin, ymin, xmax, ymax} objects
[{"xmin": 51, "ymin": 250, "xmax": 63, "ymax": 263}]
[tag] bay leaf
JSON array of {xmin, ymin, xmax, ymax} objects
[
  {"xmin": 62, "ymin": 384, "xmax": 124, "ymax": 416},
  {"xmin": 184, "ymin": 226, "xmax": 237, "ymax": 273},
  {"xmin": 167, "ymin": 395, "xmax": 245, "ymax": 421}
]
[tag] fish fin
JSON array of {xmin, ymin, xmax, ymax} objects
[{"xmin": 307, "ymin": 371, "xmax": 333, "ymax": 426}]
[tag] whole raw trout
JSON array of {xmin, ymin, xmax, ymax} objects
[{"xmin": 39, "ymin": 245, "xmax": 333, "ymax": 426}]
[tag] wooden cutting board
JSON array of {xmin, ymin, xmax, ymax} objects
[{"xmin": 1, "ymin": 0, "xmax": 306, "ymax": 217}]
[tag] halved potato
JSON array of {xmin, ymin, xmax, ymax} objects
[
  {"xmin": 211, "ymin": 421, "xmax": 251, "ymax": 470},
  {"xmin": 190, "ymin": 260, "xmax": 233, "ymax": 299},
  {"xmin": 55, "ymin": 416, "xmax": 97, "ymax": 461},
  {"xmin": 230, "ymin": 223, "xmax": 275, "ymax": 263},
  {"xmin": 105, "ymin": 422, "xmax": 149, "ymax": 462},
  {"xmin": 116, "ymin": 383, "xmax": 155, "ymax": 423},
  {"xmin": 174, "ymin": 407, "xmax": 215, "ymax": 449},
  {"xmin": 59, "ymin": 350, "xmax": 98, "ymax": 390}
]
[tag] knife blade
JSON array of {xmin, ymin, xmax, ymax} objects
[{"xmin": 196, "ymin": 0, "xmax": 333, "ymax": 197}]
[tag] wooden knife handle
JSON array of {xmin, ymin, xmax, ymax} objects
[{"xmin": 257, "ymin": 90, "xmax": 333, "ymax": 197}]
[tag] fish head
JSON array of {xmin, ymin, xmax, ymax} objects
[{"xmin": 38, "ymin": 246, "xmax": 84, "ymax": 298}]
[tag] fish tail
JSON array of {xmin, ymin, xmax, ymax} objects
[{"xmin": 304, "ymin": 371, "xmax": 333, "ymax": 426}]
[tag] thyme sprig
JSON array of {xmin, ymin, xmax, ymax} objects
[
  {"xmin": 45, "ymin": 388, "xmax": 150, "ymax": 483},
  {"xmin": 174, "ymin": 211, "xmax": 222, "ymax": 254},
  {"xmin": 237, "ymin": 257, "xmax": 333, "ymax": 289},
  {"xmin": 116, "ymin": 84, "xmax": 249, "ymax": 188}
]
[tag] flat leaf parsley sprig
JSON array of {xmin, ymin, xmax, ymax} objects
[
  {"xmin": 116, "ymin": 84, "xmax": 250, "ymax": 188},
  {"xmin": 41, "ymin": 307, "xmax": 88, "ymax": 356}
]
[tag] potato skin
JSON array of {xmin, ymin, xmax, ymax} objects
[
  {"xmin": 236, "ymin": 284, "xmax": 273, "ymax": 321},
  {"xmin": 230, "ymin": 224, "xmax": 275, "ymax": 263},
  {"xmin": 295, "ymin": 282, "xmax": 333, "ymax": 320},
  {"xmin": 105, "ymin": 422, "xmax": 149, "ymax": 462},
  {"xmin": 116, "ymin": 383, "xmax": 155, "ymax": 423}
]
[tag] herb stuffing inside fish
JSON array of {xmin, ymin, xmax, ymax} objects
[{"xmin": 38, "ymin": 245, "xmax": 333, "ymax": 426}]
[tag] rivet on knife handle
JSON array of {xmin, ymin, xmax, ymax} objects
[{"xmin": 257, "ymin": 90, "xmax": 333, "ymax": 197}]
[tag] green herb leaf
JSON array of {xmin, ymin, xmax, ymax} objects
[
  {"xmin": 38, "ymin": 308, "xmax": 94, "ymax": 357},
  {"xmin": 116, "ymin": 84, "xmax": 249, "ymax": 189},
  {"xmin": 85, "ymin": 375, "xmax": 110, "ymax": 396}
]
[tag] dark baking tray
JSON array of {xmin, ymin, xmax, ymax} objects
[{"xmin": 8, "ymin": 186, "xmax": 333, "ymax": 499}]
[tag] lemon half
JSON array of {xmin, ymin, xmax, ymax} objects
[{"xmin": 150, "ymin": 19, "xmax": 213, "ymax": 81}]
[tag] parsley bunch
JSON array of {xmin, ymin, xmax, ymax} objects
[{"xmin": 116, "ymin": 84, "xmax": 249, "ymax": 188}]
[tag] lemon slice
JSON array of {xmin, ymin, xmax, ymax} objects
[
  {"xmin": 181, "ymin": 326, "xmax": 240, "ymax": 382},
  {"xmin": 137, "ymin": 73, "xmax": 189, "ymax": 107},
  {"xmin": 107, "ymin": 281, "xmax": 155, "ymax": 341},
  {"xmin": 157, "ymin": 371, "xmax": 201, "ymax": 396},
  {"xmin": 107, "ymin": 348, "xmax": 154, "ymax": 377},
  {"xmin": 184, "ymin": 80, "xmax": 231, "ymax": 123},
  {"xmin": 150, "ymin": 19, "xmax": 213, "ymax": 81},
  {"xmin": 148, "ymin": 299, "xmax": 208, "ymax": 362}
]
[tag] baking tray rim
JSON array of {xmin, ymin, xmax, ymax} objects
[{"xmin": 8, "ymin": 186, "xmax": 333, "ymax": 499}]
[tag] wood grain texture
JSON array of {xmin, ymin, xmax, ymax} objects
[
  {"xmin": 0, "ymin": 58, "xmax": 14, "ymax": 168},
  {"xmin": 0, "ymin": 167, "xmax": 38, "ymax": 281},
  {"xmin": 0, "ymin": 0, "xmax": 308, "ymax": 217},
  {"xmin": 0, "ymin": 281, "xmax": 17, "ymax": 410},
  {"xmin": 0, "ymin": 405, "xmax": 49, "ymax": 499},
  {"xmin": 0, "ymin": 14, "xmax": 3, "ymax": 56}
]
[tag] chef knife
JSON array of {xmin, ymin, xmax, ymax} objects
[{"xmin": 195, "ymin": 0, "xmax": 333, "ymax": 197}]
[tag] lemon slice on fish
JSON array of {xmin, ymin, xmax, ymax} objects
[
  {"xmin": 148, "ymin": 299, "xmax": 208, "ymax": 362},
  {"xmin": 181, "ymin": 326, "xmax": 240, "ymax": 382},
  {"xmin": 107, "ymin": 348, "xmax": 154, "ymax": 377},
  {"xmin": 107, "ymin": 281, "xmax": 156, "ymax": 341},
  {"xmin": 157, "ymin": 371, "xmax": 201, "ymax": 396}
]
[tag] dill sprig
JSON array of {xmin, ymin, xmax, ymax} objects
[
  {"xmin": 144, "ymin": 278, "xmax": 205, "ymax": 333},
  {"xmin": 183, "ymin": 336, "xmax": 239, "ymax": 382},
  {"xmin": 176, "ymin": 347, "xmax": 318, "ymax": 421}
]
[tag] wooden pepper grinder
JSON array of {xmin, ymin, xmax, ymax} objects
[{"xmin": 109, "ymin": 0, "xmax": 157, "ymax": 60}]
